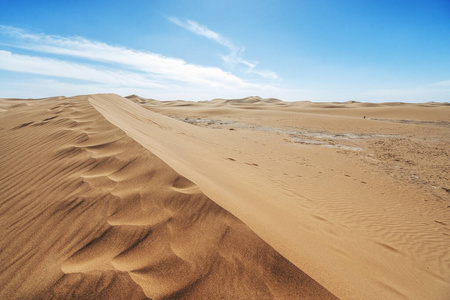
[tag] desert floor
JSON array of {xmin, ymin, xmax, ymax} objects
[{"xmin": 0, "ymin": 94, "xmax": 449, "ymax": 299}]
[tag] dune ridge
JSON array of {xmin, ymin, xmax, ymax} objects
[
  {"xmin": 90, "ymin": 94, "xmax": 450, "ymax": 299},
  {"xmin": 0, "ymin": 95, "xmax": 335, "ymax": 299}
]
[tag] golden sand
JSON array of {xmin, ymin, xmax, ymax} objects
[{"xmin": 0, "ymin": 94, "xmax": 448, "ymax": 299}]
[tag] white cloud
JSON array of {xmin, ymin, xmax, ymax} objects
[
  {"xmin": 430, "ymin": 79, "xmax": 450, "ymax": 87},
  {"xmin": 0, "ymin": 25, "xmax": 260, "ymax": 89},
  {"xmin": 168, "ymin": 17, "xmax": 234, "ymax": 50},
  {"xmin": 0, "ymin": 50, "xmax": 165, "ymax": 88},
  {"xmin": 168, "ymin": 18, "xmax": 278, "ymax": 80},
  {"xmin": 246, "ymin": 69, "xmax": 279, "ymax": 80},
  {"xmin": 0, "ymin": 76, "xmax": 311, "ymax": 101},
  {"xmin": 0, "ymin": 25, "xmax": 306, "ymax": 100}
]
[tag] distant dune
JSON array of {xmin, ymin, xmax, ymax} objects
[
  {"xmin": 1, "ymin": 94, "xmax": 449, "ymax": 299},
  {"xmin": 209, "ymin": 96, "xmax": 283, "ymax": 104}
]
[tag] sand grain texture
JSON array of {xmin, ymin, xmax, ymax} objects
[
  {"xmin": 0, "ymin": 95, "xmax": 336, "ymax": 299},
  {"xmin": 107, "ymin": 94, "xmax": 450, "ymax": 299},
  {"xmin": 1, "ymin": 94, "xmax": 449, "ymax": 299}
]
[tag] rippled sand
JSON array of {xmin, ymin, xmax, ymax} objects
[{"xmin": 1, "ymin": 94, "xmax": 448, "ymax": 299}]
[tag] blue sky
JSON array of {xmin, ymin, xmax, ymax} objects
[{"xmin": 0, "ymin": 0, "xmax": 449, "ymax": 102}]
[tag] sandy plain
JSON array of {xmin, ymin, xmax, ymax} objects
[{"xmin": 0, "ymin": 94, "xmax": 449, "ymax": 299}]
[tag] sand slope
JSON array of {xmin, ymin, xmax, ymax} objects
[
  {"xmin": 0, "ymin": 95, "xmax": 335, "ymax": 299},
  {"xmin": 95, "ymin": 94, "xmax": 449, "ymax": 299}
]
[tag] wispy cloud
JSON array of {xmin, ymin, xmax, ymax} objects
[
  {"xmin": 430, "ymin": 79, "xmax": 450, "ymax": 87},
  {"xmin": 168, "ymin": 18, "xmax": 278, "ymax": 80},
  {"xmin": 0, "ymin": 25, "xmax": 261, "ymax": 89},
  {"xmin": 0, "ymin": 25, "xmax": 301, "ymax": 100},
  {"xmin": 168, "ymin": 17, "xmax": 235, "ymax": 50},
  {"xmin": 0, "ymin": 50, "xmax": 164, "ymax": 88}
]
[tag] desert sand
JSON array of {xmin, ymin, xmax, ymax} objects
[{"xmin": 0, "ymin": 94, "xmax": 449, "ymax": 299}]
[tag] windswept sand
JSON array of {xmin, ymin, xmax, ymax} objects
[{"xmin": 1, "ymin": 94, "xmax": 449, "ymax": 299}]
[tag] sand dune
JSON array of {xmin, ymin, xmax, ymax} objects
[
  {"xmin": 91, "ymin": 94, "xmax": 450, "ymax": 299},
  {"xmin": 0, "ymin": 95, "xmax": 335, "ymax": 299},
  {"xmin": 1, "ymin": 94, "xmax": 449, "ymax": 299}
]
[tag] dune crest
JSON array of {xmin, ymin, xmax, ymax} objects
[
  {"xmin": 89, "ymin": 94, "xmax": 450, "ymax": 299},
  {"xmin": 0, "ymin": 95, "xmax": 335, "ymax": 299}
]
